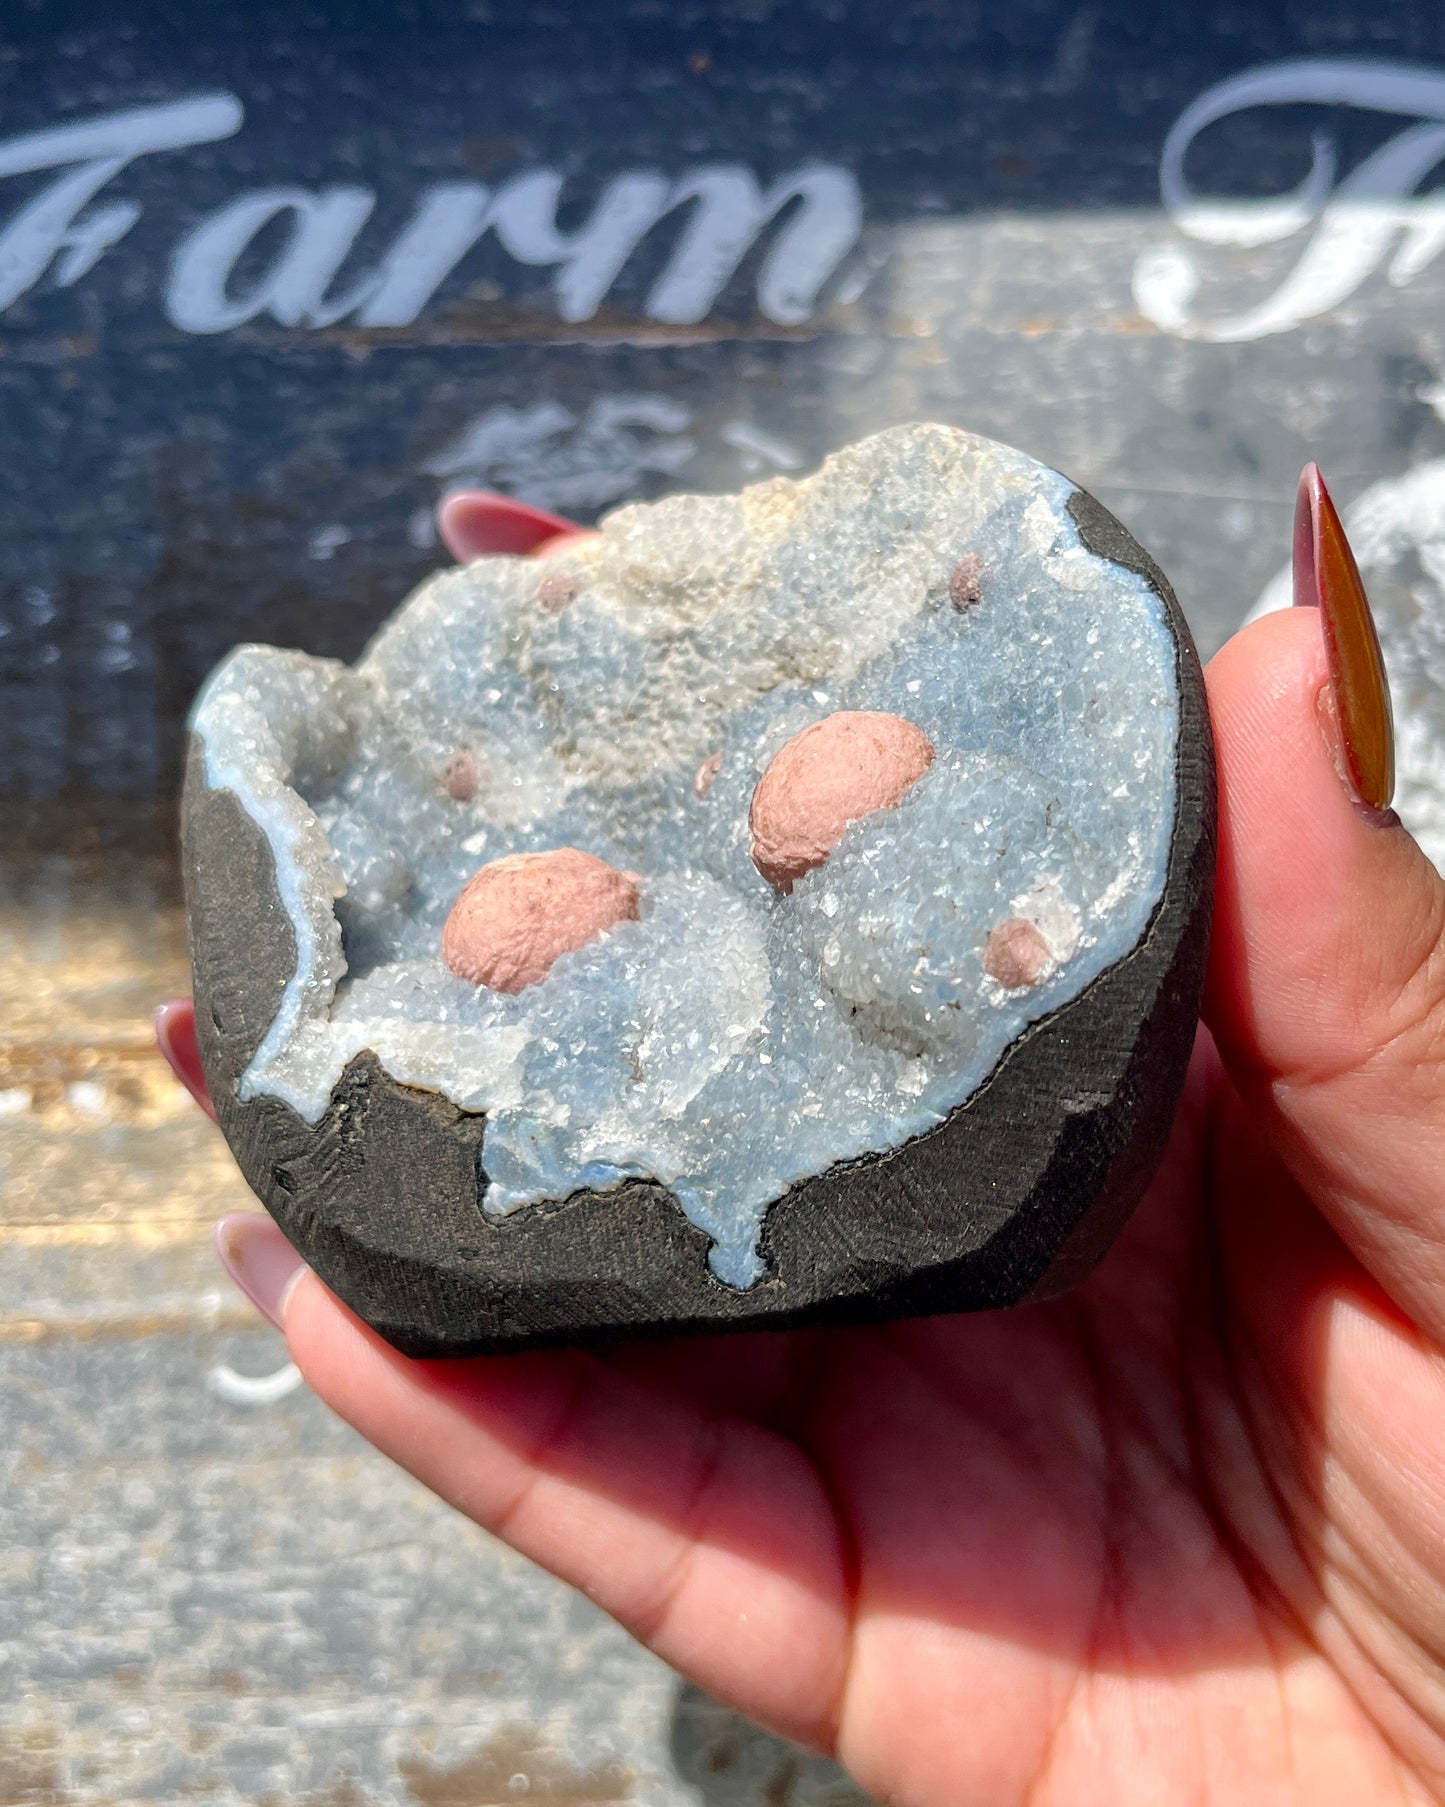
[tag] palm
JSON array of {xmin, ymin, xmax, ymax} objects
[
  {"xmin": 285, "ymin": 1030, "xmax": 1443, "ymax": 1806},
  {"xmin": 245, "ymin": 604, "xmax": 1445, "ymax": 1807},
  {"xmin": 501, "ymin": 1037, "xmax": 1429, "ymax": 1805}
]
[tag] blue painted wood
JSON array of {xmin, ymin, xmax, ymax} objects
[{"xmin": 4, "ymin": 0, "xmax": 1445, "ymax": 855}]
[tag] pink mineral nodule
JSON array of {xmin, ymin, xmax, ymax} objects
[
  {"xmin": 536, "ymin": 570, "xmax": 580, "ymax": 614},
  {"xmin": 949, "ymin": 553, "xmax": 984, "ymax": 610},
  {"xmin": 442, "ymin": 848, "xmax": 641, "ymax": 994},
  {"xmin": 694, "ymin": 751, "xmax": 724, "ymax": 799},
  {"xmin": 443, "ymin": 749, "xmax": 478, "ymax": 801},
  {"xmin": 983, "ymin": 917, "xmax": 1053, "ymax": 990},
  {"xmin": 749, "ymin": 710, "xmax": 936, "ymax": 893}
]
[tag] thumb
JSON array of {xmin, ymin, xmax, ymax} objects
[{"xmin": 1204, "ymin": 587, "xmax": 1445, "ymax": 1336}]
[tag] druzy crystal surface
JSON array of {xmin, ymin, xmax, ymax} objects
[{"xmin": 191, "ymin": 425, "xmax": 1180, "ymax": 1287}]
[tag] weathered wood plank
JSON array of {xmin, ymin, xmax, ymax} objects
[{"xmin": 0, "ymin": 867, "xmax": 869, "ymax": 1805}]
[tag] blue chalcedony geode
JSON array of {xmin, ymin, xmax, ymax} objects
[{"xmin": 183, "ymin": 425, "xmax": 1214, "ymax": 1354}]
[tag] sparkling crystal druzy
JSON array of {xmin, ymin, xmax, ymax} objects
[{"xmin": 183, "ymin": 425, "xmax": 1215, "ymax": 1355}]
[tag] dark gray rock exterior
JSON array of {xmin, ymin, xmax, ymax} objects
[{"xmin": 183, "ymin": 483, "xmax": 1215, "ymax": 1357}]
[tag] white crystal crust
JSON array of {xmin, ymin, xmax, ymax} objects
[{"xmin": 191, "ymin": 425, "xmax": 1181, "ymax": 1287}]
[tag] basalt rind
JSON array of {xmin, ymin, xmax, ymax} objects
[{"xmin": 183, "ymin": 484, "xmax": 1214, "ymax": 1357}]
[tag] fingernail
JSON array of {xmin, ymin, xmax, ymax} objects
[
  {"xmin": 532, "ymin": 528, "xmax": 600, "ymax": 559},
  {"xmin": 437, "ymin": 490, "xmax": 584, "ymax": 561},
  {"xmin": 1293, "ymin": 463, "xmax": 1396, "ymax": 813},
  {"xmin": 215, "ymin": 1213, "xmax": 306, "ymax": 1332},
  {"xmin": 154, "ymin": 997, "xmax": 218, "ymax": 1122}
]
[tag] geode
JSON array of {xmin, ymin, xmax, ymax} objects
[{"xmin": 183, "ymin": 425, "xmax": 1215, "ymax": 1356}]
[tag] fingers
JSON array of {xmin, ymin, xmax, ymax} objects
[
  {"xmin": 283, "ymin": 1274, "xmax": 853, "ymax": 1753},
  {"xmin": 154, "ymin": 997, "xmax": 217, "ymax": 1121},
  {"xmin": 214, "ymin": 1212, "xmax": 305, "ymax": 1329},
  {"xmin": 437, "ymin": 490, "xmax": 590, "ymax": 561},
  {"xmin": 1203, "ymin": 605, "xmax": 1445, "ymax": 1335}
]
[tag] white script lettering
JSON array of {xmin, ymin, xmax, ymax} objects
[
  {"xmin": 0, "ymin": 96, "xmax": 243, "ymax": 311},
  {"xmin": 0, "ymin": 97, "xmax": 864, "ymax": 333},
  {"xmin": 167, "ymin": 186, "xmax": 377, "ymax": 331},
  {"xmin": 423, "ymin": 395, "xmax": 696, "ymax": 513},
  {"xmin": 1135, "ymin": 58, "xmax": 1445, "ymax": 341}
]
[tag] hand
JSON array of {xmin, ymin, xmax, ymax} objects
[{"xmin": 167, "ymin": 479, "xmax": 1445, "ymax": 1806}]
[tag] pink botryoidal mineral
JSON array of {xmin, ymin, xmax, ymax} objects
[
  {"xmin": 694, "ymin": 751, "xmax": 724, "ymax": 800},
  {"xmin": 983, "ymin": 916, "xmax": 1053, "ymax": 990},
  {"xmin": 948, "ymin": 553, "xmax": 984, "ymax": 610},
  {"xmin": 443, "ymin": 749, "xmax": 478, "ymax": 802},
  {"xmin": 442, "ymin": 848, "xmax": 641, "ymax": 994},
  {"xmin": 748, "ymin": 710, "xmax": 935, "ymax": 893},
  {"xmin": 536, "ymin": 570, "xmax": 580, "ymax": 614}
]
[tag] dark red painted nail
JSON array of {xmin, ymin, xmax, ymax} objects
[
  {"xmin": 437, "ymin": 490, "xmax": 586, "ymax": 561},
  {"xmin": 154, "ymin": 997, "xmax": 218, "ymax": 1122},
  {"xmin": 1293, "ymin": 463, "xmax": 1395, "ymax": 813}
]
